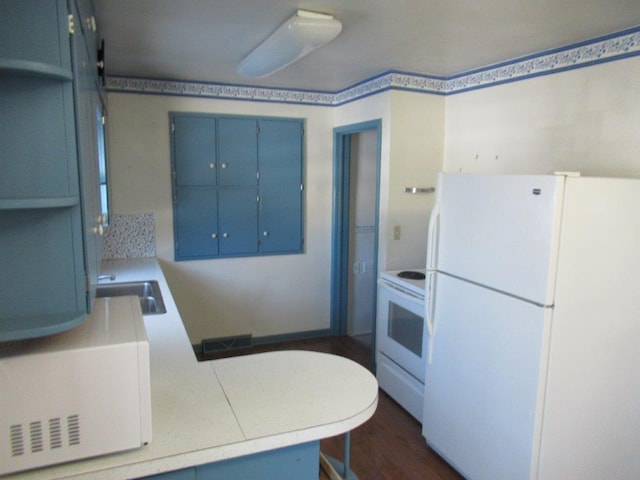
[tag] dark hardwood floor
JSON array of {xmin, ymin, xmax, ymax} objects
[{"xmin": 198, "ymin": 336, "xmax": 463, "ymax": 480}]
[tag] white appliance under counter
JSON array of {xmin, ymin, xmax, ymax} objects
[{"xmin": 8, "ymin": 258, "xmax": 378, "ymax": 480}]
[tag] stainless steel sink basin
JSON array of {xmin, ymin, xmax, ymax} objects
[{"xmin": 96, "ymin": 280, "xmax": 167, "ymax": 315}]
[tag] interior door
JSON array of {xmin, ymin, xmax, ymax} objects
[{"xmin": 423, "ymin": 273, "xmax": 550, "ymax": 480}]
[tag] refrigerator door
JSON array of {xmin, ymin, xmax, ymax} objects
[
  {"xmin": 423, "ymin": 274, "xmax": 551, "ymax": 480},
  {"xmin": 432, "ymin": 173, "xmax": 564, "ymax": 306}
]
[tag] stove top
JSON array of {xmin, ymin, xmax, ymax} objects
[{"xmin": 379, "ymin": 269, "xmax": 426, "ymax": 297}]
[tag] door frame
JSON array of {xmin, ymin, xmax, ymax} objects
[{"xmin": 330, "ymin": 119, "xmax": 382, "ymax": 358}]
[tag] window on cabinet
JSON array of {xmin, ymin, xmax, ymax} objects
[
  {"xmin": 97, "ymin": 106, "xmax": 109, "ymax": 225},
  {"xmin": 170, "ymin": 113, "xmax": 304, "ymax": 261}
]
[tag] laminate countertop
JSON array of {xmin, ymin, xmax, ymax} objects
[{"xmin": 8, "ymin": 258, "xmax": 378, "ymax": 479}]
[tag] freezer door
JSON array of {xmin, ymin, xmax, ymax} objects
[
  {"xmin": 433, "ymin": 173, "xmax": 564, "ymax": 305},
  {"xmin": 423, "ymin": 274, "xmax": 551, "ymax": 480}
]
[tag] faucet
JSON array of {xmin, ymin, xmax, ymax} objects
[{"xmin": 98, "ymin": 274, "xmax": 116, "ymax": 282}]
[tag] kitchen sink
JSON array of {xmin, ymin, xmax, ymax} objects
[{"xmin": 96, "ymin": 280, "xmax": 167, "ymax": 315}]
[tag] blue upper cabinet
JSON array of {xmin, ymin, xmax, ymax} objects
[
  {"xmin": 218, "ymin": 117, "xmax": 258, "ymax": 186},
  {"xmin": 0, "ymin": 0, "xmax": 105, "ymax": 341},
  {"xmin": 170, "ymin": 113, "xmax": 304, "ymax": 260},
  {"xmin": 173, "ymin": 114, "xmax": 217, "ymax": 187},
  {"xmin": 259, "ymin": 119, "xmax": 304, "ymax": 254},
  {"xmin": 174, "ymin": 187, "xmax": 219, "ymax": 259}
]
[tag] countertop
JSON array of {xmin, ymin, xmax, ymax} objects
[{"xmin": 9, "ymin": 258, "xmax": 378, "ymax": 479}]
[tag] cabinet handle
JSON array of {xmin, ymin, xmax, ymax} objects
[
  {"xmin": 93, "ymin": 224, "xmax": 104, "ymax": 236},
  {"xmin": 223, "ymin": 232, "xmax": 229, "ymax": 238},
  {"xmin": 211, "ymin": 233, "xmax": 217, "ymax": 239}
]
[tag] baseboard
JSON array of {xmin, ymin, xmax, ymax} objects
[
  {"xmin": 253, "ymin": 328, "xmax": 332, "ymax": 345},
  {"xmin": 192, "ymin": 329, "xmax": 332, "ymax": 354}
]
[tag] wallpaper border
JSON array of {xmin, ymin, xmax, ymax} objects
[{"xmin": 106, "ymin": 26, "xmax": 640, "ymax": 104}]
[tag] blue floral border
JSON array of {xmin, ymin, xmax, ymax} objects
[{"xmin": 106, "ymin": 26, "xmax": 639, "ymax": 104}]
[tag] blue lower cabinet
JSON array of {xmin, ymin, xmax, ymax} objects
[
  {"xmin": 139, "ymin": 441, "xmax": 319, "ymax": 480},
  {"xmin": 197, "ymin": 441, "xmax": 319, "ymax": 480},
  {"xmin": 140, "ymin": 469, "xmax": 195, "ymax": 480}
]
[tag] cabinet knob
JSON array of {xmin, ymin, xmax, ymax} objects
[
  {"xmin": 211, "ymin": 233, "xmax": 217, "ymax": 239},
  {"xmin": 263, "ymin": 231, "xmax": 269, "ymax": 237},
  {"xmin": 209, "ymin": 162, "xmax": 215, "ymax": 169},
  {"xmin": 221, "ymin": 163, "xmax": 227, "ymax": 169},
  {"xmin": 223, "ymin": 232, "xmax": 229, "ymax": 238},
  {"xmin": 92, "ymin": 224, "xmax": 104, "ymax": 236}
]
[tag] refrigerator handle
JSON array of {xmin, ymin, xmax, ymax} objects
[
  {"xmin": 425, "ymin": 191, "xmax": 441, "ymax": 365},
  {"xmin": 426, "ymin": 199, "xmax": 441, "ymax": 271},
  {"xmin": 425, "ymin": 271, "xmax": 437, "ymax": 364}
]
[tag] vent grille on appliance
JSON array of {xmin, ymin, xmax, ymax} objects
[{"xmin": 9, "ymin": 415, "xmax": 80, "ymax": 456}]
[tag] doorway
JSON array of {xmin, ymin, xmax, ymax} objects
[{"xmin": 330, "ymin": 120, "xmax": 381, "ymax": 370}]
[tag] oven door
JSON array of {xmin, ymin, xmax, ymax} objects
[{"xmin": 376, "ymin": 279, "xmax": 427, "ymax": 382}]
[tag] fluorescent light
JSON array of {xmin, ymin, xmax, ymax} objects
[{"xmin": 237, "ymin": 10, "xmax": 342, "ymax": 78}]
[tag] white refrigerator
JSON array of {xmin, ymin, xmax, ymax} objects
[{"xmin": 422, "ymin": 173, "xmax": 640, "ymax": 480}]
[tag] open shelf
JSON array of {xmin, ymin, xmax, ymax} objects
[
  {"xmin": 0, "ymin": 196, "xmax": 79, "ymax": 210},
  {"xmin": 0, "ymin": 58, "xmax": 73, "ymax": 80}
]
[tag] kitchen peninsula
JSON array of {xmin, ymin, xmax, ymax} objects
[{"xmin": 8, "ymin": 259, "xmax": 378, "ymax": 480}]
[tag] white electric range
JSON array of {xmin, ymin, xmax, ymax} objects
[{"xmin": 376, "ymin": 269, "xmax": 427, "ymax": 421}]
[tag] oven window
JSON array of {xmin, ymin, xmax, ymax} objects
[{"xmin": 388, "ymin": 302, "xmax": 423, "ymax": 356}]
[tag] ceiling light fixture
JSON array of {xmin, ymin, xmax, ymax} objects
[{"xmin": 236, "ymin": 9, "xmax": 342, "ymax": 78}]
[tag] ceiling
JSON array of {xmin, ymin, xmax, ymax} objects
[{"xmin": 93, "ymin": 0, "xmax": 640, "ymax": 92}]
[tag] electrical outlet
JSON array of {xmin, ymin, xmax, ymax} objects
[{"xmin": 393, "ymin": 225, "xmax": 401, "ymax": 240}]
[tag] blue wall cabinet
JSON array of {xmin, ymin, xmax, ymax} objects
[
  {"xmin": 0, "ymin": 0, "xmax": 106, "ymax": 341},
  {"xmin": 258, "ymin": 119, "xmax": 304, "ymax": 254},
  {"xmin": 170, "ymin": 113, "xmax": 304, "ymax": 260},
  {"xmin": 217, "ymin": 117, "xmax": 258, "ymax": 187},
  {"xmin": 218, "ymin": 188, "xmax": 259, "ymax": 256}
]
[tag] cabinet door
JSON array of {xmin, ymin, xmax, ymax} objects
[
  {"xmin": 218, "ymin": 117, "xmax": 257, "ymax": 186},
  {"xmin": 258, "ymin": 119, "xmax": 303, "ymax": 253},
  {"xmin": 219, "ymin": 189, "xmax": 258, "ymax": 256},
  {"xmin": 175, "ymin": 187, "xmax": 218, "ymax": 259},
  {"xmin": 172, "ymin": 114, "xmax": 216, "ymax": 186}
]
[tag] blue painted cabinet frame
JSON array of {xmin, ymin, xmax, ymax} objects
[{"xmin": 170, "ymin": 113, "xmax": 304, "ymax": 260}]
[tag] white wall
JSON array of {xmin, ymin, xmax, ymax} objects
[
  {"xmin": 335, "ymin": 91, "xmax": 445, "ymax": 271},
  {"xmin": 444, "ymin": 57, "xmax": 640, "ymax": 177},
  {"xmin": 106, "ymin": 93, "xmax": 335, "ymax": 343},
  {"xmin": 387, "ymin": 91, "xmax": 445, "ymax": 269},
  {"xmin": 107, "ymin": 89, "xmax": 443, "ymax": 343},
  {"xmin": 107, "ymin": 55, "xmax": 637, "ymax": 344}
]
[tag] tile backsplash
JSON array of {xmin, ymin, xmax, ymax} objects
[{"xmin": 103, "ymin": 213, "xmax": 156, "ymax": 259}]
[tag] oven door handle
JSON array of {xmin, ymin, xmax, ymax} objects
[{"xmin": 378, "ymin": 280, "xmax": 424, "ymax": 303}]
